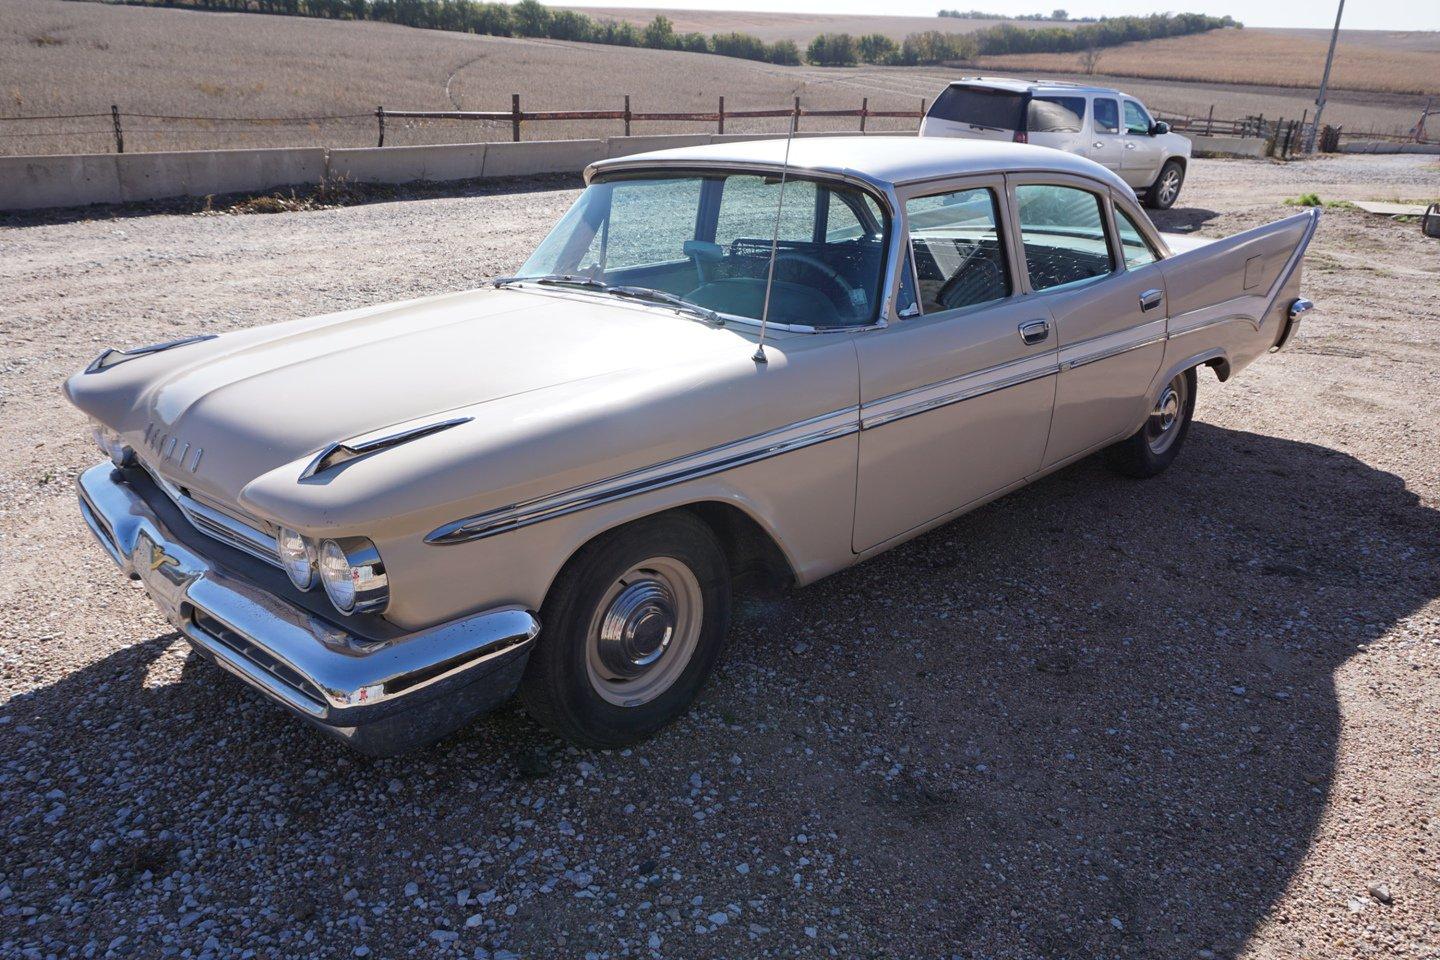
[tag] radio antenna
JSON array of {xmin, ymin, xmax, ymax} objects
[{"xmin": 752, "ymin": 109, "xmax": 799, "ymax": 365}]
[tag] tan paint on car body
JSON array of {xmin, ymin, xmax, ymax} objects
[{"xmin": 66, "ymin": 137, "xmax": 1317, "ymax": 636}]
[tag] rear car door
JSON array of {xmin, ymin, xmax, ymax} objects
[
  {"xmin": 853, "ymin": 177, "xmax": 1057, "ymax": 552},
  {"xmin": 1121, "ymin": 99, "xmax": 1165, "ymax": 188},
  {"xmin": 1001, "ymin": 176, "xmax": 1167, "ymax": 468},
  {"xmin": 1085, "ymin": 97, "xmax": 1125, "ymax": 174}
]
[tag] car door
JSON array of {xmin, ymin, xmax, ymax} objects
[
  {"xmin": 1001, "ymin": 176, "xmax": 1167, "ymax": 468},
  {"xmin": 1084, "ymin": 97, "xmax": 1125, "ymax": 174},
  {"xmin": 1121, "ymin": 99, "xmax": 1164, "ymax": 189},
  {"xmin": 853, "ymin": 177, "xmax": 1058, "ymax": 553}
]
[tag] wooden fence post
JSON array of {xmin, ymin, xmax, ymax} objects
[
  {"xmin": 792, "ymin": 96, "xmax": 800, "ymax": 133},
  {"xmin": 623, "ymin": 95, "xmax": 631, "ymax": 137},
  {"xmin": 376, "ymin": 106, "xmax": 385, "ymax": 148},
  {"xmin": 111, "ymin": 105, "xmax": 124, "ymax": 154},
  {"xmin": 1205, "ymin": 104, "xmax": 1214, "ymax": 137},
  {"xmin": 511, "ymin": 94, "xmax": 522, "ymax": 142},
  {"xmin": 718, "ymin": 96, "xmax": 724, "ymax": 135},
  {"xmin": 860, "ymin": 97, "xmax": 868, "ymax": 134}
]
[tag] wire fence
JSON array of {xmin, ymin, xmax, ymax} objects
[{"xmin": 1, "ymin": 97, "xmax": 1431, "ymax": 157}]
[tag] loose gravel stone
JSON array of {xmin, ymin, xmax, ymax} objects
[{"xmin": 1, "ymin": 157, "xmax": 1437, "ymax": 959}]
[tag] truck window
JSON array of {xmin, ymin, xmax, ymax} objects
[
  {"xmin": 1123, "ymin": 100, "xmax": 1153, "ymax": 135},
  {"xmin": 1093, "ymin": 98, "xmax": 1120, "ymax": 134},
  {"xmin": 927, "ymin": 86, "xmax": 1026, "ymax": 130},
  {"xmin": 1027, "ymin": 96, "xmax": 1086, "ymax": 133}
]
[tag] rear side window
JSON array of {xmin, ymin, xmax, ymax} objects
[
  {"xmin": 1015, "ymin": 184, "xmax": 1113, "ymax": 292},
  {"xmin": 905, "ymin": 187, "xmax": 1011, "ymax": 313},
  {"xmin": 928, "ymin": 86, "xmax": 1025, "ymax": 131},
  {"xmin": 1027, "ymin": 96, "xmax": 1086, "ymax": 133},
  {"xmin": 1123, "ymin": 100, "xmax": 1152, "ymax": 135},
  {"xmin": 1093, "ymin": 98, "xmax": 1120, "ymax": 134}
]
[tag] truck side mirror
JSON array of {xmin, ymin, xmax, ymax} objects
[{"xmin": 1151, "ymin": 121, "xmax": 1171, "ymax": 136}]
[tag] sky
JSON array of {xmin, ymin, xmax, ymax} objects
[{"xmin": 575, "ymin": 1, "xmax": 1440, "ymax": 31}]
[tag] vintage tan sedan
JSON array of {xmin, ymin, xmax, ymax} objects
[{"xmin": 66, "ymin": 137, "xmax": 1316, "ymax": 754}]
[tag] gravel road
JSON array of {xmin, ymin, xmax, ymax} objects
[{"xmin": 2, "ymin": 155, "xmax": 1438, "ymax": 960}]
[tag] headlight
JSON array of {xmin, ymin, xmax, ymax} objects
[
  {"xmin": 91, "ymin": 422, "xmax": 134, "ymax": 468},
  {"xmin": 317, "ymin": 537, "xmax": 389, "ymax": 615},
  {"xmin": 276, "ymin": 528, "xmax": 317, "ymax": 591}
]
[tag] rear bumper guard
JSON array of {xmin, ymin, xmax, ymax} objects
[{"xmin": 76, "ymin": 463, "xmax": 540, "ymax": 753}]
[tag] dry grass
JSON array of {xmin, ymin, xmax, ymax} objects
[{"xmin": 978, "ymin": 27, "xmax": 1440, "ymax": 96}]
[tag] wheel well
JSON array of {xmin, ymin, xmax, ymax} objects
[
  {"xmin": 1204, "ymin": 356, "xmax": 1231, "ymax": 381},
  {"xmin": 680, "ymin": 502, "xmax": 796, "ymax": 595}
]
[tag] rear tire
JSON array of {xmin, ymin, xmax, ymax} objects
[
  {"xmin": 1145, "ymin": 159, "xmax": 1185, "ymax": 210},
  {"xmin": 520, "ymin": 513, "xmax": 732, "ymax": 749},
  {"xmin": 1107, "ymin": 368, "xmax": 1197, "ymax": 478}
]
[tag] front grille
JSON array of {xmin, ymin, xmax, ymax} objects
[
  {"xmin": 192, "ymin": 610, "xmax": 327, "ymax": 708},
  {"xmin": 139, "ymin": 460, "xmax": 282, "ymax": 568}
]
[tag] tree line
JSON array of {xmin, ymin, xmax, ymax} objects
[
  {"xmin": 71, "ymin": 0, "xmax": 1234, "ymax": 70},
  {"xmin": 806, "ymin": 12, "xmax": 1240, "ymax": 67},
  {"xmin": 79, "ymin": 0, "xmax": 802, "ymax": 65}
]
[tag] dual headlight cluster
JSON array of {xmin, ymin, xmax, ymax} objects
[{"xmin": 277, "ymin": 529, "xmax": 389, "ymax": 615}]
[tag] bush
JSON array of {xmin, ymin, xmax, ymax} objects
[
  {"xmin": 806, "ymin": 33, "xmax": 858, "ymax": 66},
  {"xmin": 857, "ymin": 33, "xmax": 898, "ymax": 64}
]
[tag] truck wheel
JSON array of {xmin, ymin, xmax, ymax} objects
[
  {"xmin": 1107, "ymin": 368, "xmax": 1197, "ymax": 478},
  {"xmin": 520, "ymin": 513, "xmax": 732, "ymax": 748},
  {"xmin": 1145, "ymin": 160, "xmax": 1185, "ymax": 210}
]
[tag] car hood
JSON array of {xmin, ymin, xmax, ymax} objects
[{"xmin": 66, "ymin": 287, "xmax": 756, "ymax": 505}]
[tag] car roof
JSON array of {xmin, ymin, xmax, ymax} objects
[
  {"xmin": 587, "ymin": 135, "xmax": 1133, "ymax": 198},
  {"xmin": 943, "ymin": 76, "xmax": 1126, "ymax": 97}
]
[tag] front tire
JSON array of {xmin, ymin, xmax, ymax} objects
[
  {"xmin": 520, "ymin": 513, "xmax": 732, "ymax": 748},
  {"xmin": 1107, "ymin": 368, "xmax": 1197, "ymax": 478},
  {"xmin": 1145, "ymin": 159, "xmax": 1185, "ymax": 210}
]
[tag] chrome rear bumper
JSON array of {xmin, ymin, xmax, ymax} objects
[{"xmin": 76, "ymin": 463, "xmax": 539, "ymax": 755}]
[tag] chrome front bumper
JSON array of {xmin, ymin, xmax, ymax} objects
[{"xmin": 76, "ymin": 463, "xmax": 540, "ymax": 755}]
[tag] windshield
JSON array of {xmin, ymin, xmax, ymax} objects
[{"xmin": 515, "ymin": 173, "xmax": 891, "ymax": 328}]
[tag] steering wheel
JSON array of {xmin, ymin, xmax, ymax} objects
[{"xmin": 773, "ymin": 251, "xmax": 863, "ymax": 322}]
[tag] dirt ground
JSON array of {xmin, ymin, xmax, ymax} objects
[{"xmin": 1, "ymin": 154, "xmax": 1438, "ymax": 959}]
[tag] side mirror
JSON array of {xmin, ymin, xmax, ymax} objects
[{"xmin": 1150, "ymin": 121, "xmax": 1171, "ymax": 136}]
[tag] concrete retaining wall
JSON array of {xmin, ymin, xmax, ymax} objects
[{"xmin": 1339, "ymin": 140, "xmax": 1440, "ymax": 155}]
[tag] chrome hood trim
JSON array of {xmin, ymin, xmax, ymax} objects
[
  {"xmin": 301, "ymin": 417, "xmax": 474, "ymax": 481},
  {"xmin": 85, "ymin": 334, "xmax": 218, "ymax": 374}
]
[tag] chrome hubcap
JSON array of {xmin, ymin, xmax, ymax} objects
[
  {"xmin": 1144, "ymin": 374, "xmax": 1188, "ymax": 454},
  {"xmin": 596, "ymin": 579, "xmax": 676, "ymax": 678},
  {"xmin": 587, "ymin": 558, "xmax": 703, "ymax": 707},
  {"xmin": 1160, "ymin": 171, "xmax": 1180, "ymax": 204}
]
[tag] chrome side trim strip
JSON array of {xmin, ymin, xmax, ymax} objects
[
  {"xmin": 427, "ymin": 407, "xmax": 861, "ymax": 545},
  {"xmin": 1059, "ymin": 317, "xmax": 1169, "ymax": 371},
  {"xmin": 859, "ymin": 352, "xmax": 1060, "ymax": 430}
]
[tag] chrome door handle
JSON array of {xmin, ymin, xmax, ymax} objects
[
  {"xmin": 1018, "ymin": 319, "xmax": 1050, "ymax": 345},
  {"xmin": 1139, "ymin": 288, "xmax": 1164, "ymax": 312},
  {"xmin": 1124, "ymin": 142, "xmax": 1136, "ymax": 149},
  {"xmin": 1092, "ymin": 141, "xmax": 1104, "ymax": 149}
]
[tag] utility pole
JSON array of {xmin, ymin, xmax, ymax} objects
[{"xmin": 1306, "ymin": 0, "xmax": 1344, "ymax": 153}]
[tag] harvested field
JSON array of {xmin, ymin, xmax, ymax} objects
[
  {"xmin": 0, "ymin": 0, "xmax": 922, "ymax": 156},
  {"xmin": 978, "ymin": 26, "xmax": 1440, "ymax": 97},
  {"xmin": 1, "ymin": 153, "xmax": 1438, "ymax": 958}
]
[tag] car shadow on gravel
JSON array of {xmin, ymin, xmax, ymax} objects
[
  {"xmin": 1149, "ymin": 206, "xmax": 1222, "ymax": 232},
  {"xmin": 3, "ymin": 421, "xmax": 1437, "ymax": 958}
]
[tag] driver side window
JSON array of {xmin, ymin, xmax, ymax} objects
[{"xmin": 905, "ymin": 187, "xmax": 1012, "ymax": 315}]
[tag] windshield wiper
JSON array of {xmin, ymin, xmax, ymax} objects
[
  {"xmin": 605, "ymin": 286, "xmax": 723, "ymax": 327},
  {"xmin": 492, "ymin": 273, "xmax": 608, "ymax": 290}
]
